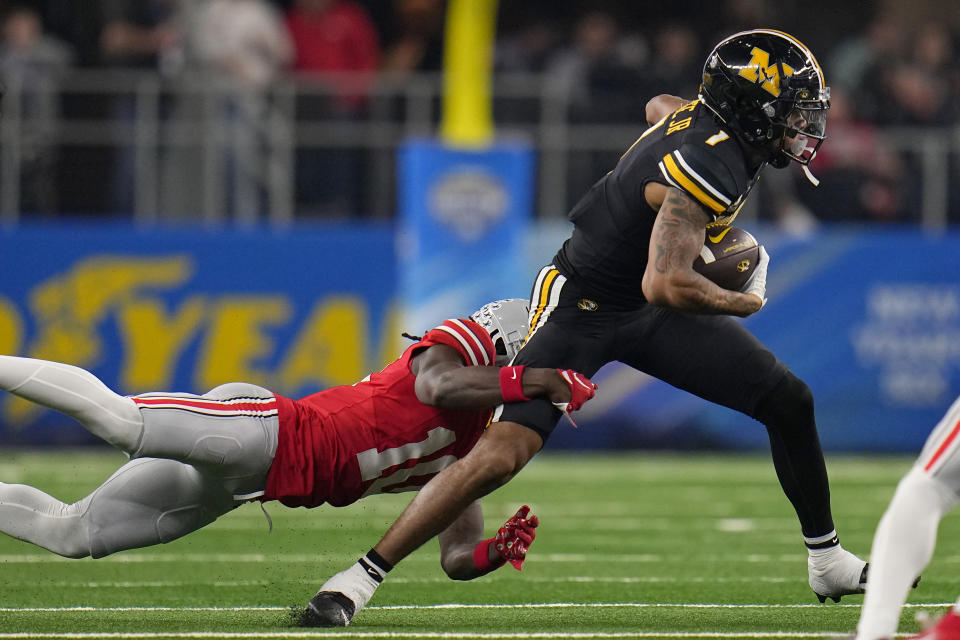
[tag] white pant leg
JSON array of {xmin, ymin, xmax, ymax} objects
[
  {"xmin": 0, "ymin": 482, "xmax": 90, "ymax": 558},
  {"xmin": 0, "ymin": 457, "xmax": 237, "ymax": 559},
  {"xmin": 0, "ymin": 356, "xmax": 143, "ymax": 451},
  {"xmin": 131, "ymin": 383, "xmax": 279, "ymax": 498},
  {"xmin": 858, "ymin": 397, "xmax": 960, "ymax": 640},
  {"xmin": 84, "ymin": 458, "xmax": 238, "ymax": 558},
  {"xmin": 857, "ymin": 470, "xmax": 959, "ymax": 640}
]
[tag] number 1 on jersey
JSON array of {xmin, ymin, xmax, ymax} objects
[
  {"xmin": 357, "ymin": 426, "xmax": 458, "ymax": 497},
  {"xmin": 706, "ymin": 130, "xmax": 731, "ymax": 146}
]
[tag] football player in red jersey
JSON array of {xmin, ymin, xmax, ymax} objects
[
  {"xmin": 0, "ymin": 299, "xmax": 595, "ymax": 590},
  {"xmin": 846, "ymin": 396, "xmax": 960, "ymax": 640}
]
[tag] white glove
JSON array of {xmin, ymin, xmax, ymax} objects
[{"xmin": 740, "ymin": 245, "xmax": 769, "ymax": 307}]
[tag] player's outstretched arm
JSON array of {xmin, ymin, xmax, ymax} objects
[
  {"xmin": 411, "ymin": 344, "xmax": 596, "ymax": 410},
  {"xmin": 642, "ymin": 187, "xmax": 764, "ymax": 317},
  {"xmin": 438, "ymin": 502, "xmax": 539, "ymax": 580}
]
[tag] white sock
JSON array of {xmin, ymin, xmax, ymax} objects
[
  {"xmin": 805, "ymin": 530, "xmax": 858, "ymax": 576},
  {"xmin": 807, "ymin": 536, "xmax": 842, "ymax": 566},
  {"xmin": 857, "ymin": 468, "xmax": 958, "ymax": 640},
  {"xmin": 807, "ymin": 536, "xmax": 866, "ymax": 600},
  {"xmin": 0, "ymin": 356, "xmax": 143, "ymax": 451}
]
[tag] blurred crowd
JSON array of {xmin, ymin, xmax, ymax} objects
[{"xmin": 2, "ymin": 0, "xmax": 959, "ymax": 225}]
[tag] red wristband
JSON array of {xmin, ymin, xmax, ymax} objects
[
  {"xmin": 499, "ymin": 365, "xmax": 530, "ymax": 402},
  {"xmin": 473, "ymin": 538, "xmax": 506, "ymax": 572}
]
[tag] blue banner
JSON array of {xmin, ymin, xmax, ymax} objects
[
  {"xmin": 0, "ymin": 222, "xmax": 399, "ymax": 444},
  {"xmin": 398, "ymin": 138, "xmax": 534, "ymax": 330},
  {"xmin": 558, "ymin": 226, "xmax": 960, "ymax": 453},
  {"xmin": 3, "ymin": 221, "xmax": 960, "ymax": 452}
]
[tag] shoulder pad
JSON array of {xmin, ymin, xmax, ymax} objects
[
  {"xmin": 658, "ymin": 141, "xmax": 744, "ymax": 216},
  {"xmin": 422, "ymin": 318, "xmax": 496, "ymax": 366}
]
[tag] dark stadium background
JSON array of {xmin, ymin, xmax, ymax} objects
[{"xmin": 1, "ymin": 0, "xmax": 958, "ymax": 453}]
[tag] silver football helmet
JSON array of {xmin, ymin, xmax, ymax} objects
[{"xmin": 469, "ymin": 298, "xmax": 530, "ymax": 360}]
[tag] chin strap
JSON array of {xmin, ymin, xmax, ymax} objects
[
  {"xmin": 800, "ymin": 145, "xmax": 821, "ymax": 186},
  {"xmin": 802, "ymin": 164, "xmax": 820, "ymax": 186}
]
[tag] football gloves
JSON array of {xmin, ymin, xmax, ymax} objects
[
  {"xmin": 741, "ymin": 245, "xmax": 769, "ymax": 308},
  {"xmin": 553, "ymin": 369, "xmax": 598, "ymax": 426},
  {"xmin": 494, "ymin": 505, "xmax": 539, "ymax": 570}
]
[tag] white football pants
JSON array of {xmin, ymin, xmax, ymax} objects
[
  {"xmin": 0, "ymin": 356, "xmax": 278, "ymax": 558},
  {"xmin": 857, "ymin": 395, "xmax": 960, "ymax": 640}
]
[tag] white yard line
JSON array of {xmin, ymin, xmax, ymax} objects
[
  {"xmin": 0, "ymin": 576, "xmax": 836, "ymax": 588},
  {"xmin": 0, "ymin": 602, "xmax": 952, "ymax": 612},
  {"xmin": 0, "ymin": 552, "xmax": 811, "ymax": 563},
  {"xmin": 0, "ymin": 632, "xmax": 921, "ymax": 639}
]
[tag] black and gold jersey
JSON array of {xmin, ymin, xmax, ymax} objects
[{"xmin": 552, "ymin": 99, "xmax": 764, "ymax": 307}]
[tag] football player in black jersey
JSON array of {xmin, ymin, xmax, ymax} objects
[{"xmin": 302, "ymin": 29, "xmax": 871, "ymax": 626}]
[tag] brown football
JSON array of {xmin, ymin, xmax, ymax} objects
[{"xmin": 692, "ymin": 226, "xmax": 760, "ymax": 291}]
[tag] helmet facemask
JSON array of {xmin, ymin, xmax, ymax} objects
[{"xmin": 775, "ymin": 86, "xmax": 830, "ymax": 167}]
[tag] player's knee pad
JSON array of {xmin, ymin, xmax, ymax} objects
[
  {"xmin": 204, "ymin": 382, "xmax": 273, "ymax": 401},
  {"xmin": 753, "ymin": 371, "xmax": 814, "ymax": 432}
]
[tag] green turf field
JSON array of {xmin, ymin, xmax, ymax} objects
[{"xmin": 1, "ymin": 449, "xmax": 956, "ymax": 639}]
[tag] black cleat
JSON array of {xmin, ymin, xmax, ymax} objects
[{"xmin": 298, "ymin": 591, "xmax": 357, "ymax": 627}]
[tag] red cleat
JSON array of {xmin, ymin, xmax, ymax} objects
[{"xmin": 907, "ymin": 610, "xmax": 960, "ymax": 640}]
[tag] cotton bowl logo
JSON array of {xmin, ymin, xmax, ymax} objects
[{"xmin": 428, "ymin": 168, "xmax": 509, "ymax": 242}]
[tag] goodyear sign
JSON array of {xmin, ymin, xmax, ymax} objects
[{"xmin": 0, "ymin": 222, "xmax": 401, "ymax": 444}]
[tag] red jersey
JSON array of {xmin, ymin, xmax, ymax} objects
[
  {"xmin": 263, "ymin": 318, "xmax": 497, "ymax": 508},
  {"xmin": 285, "ymin": 1, "xmax": 380, "ymax": 74}
]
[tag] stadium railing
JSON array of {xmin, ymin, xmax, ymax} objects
[{"xmin": 0, "ymin": 69, "xmax": 957, "ymax": 227}]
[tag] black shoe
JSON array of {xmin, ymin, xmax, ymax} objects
[{"xmin": 298, "ymin": 591, "xmax": 357, "ymax": 627}]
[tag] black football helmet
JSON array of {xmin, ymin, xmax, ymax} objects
[{"xmin": 699, "ymin": 29, "xmax": 830, "ymax": 170}]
